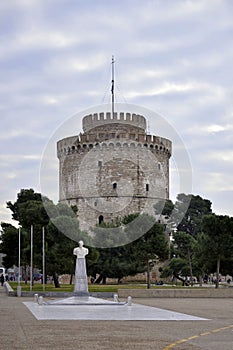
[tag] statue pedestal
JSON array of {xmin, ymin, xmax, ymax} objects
[{"xmin": 74, "ymin": 257, "xmax": 89, "ymax": 296}]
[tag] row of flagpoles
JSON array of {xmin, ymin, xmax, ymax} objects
[{"xmin": 18, "ymin": 225, "xmax": 46, "ymax": 295}]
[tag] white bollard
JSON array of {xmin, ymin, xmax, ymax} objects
[
  {"xmin": 17, "ymin": 286, "xmax": 22, "ymax": 297},
  {"xmin": 127, "ymin": 296, "xmax": 132, "ymax": 306},
  {"xmin": 34, "ymin": 294, "xmax": 39, "ymax": 303},
  {"xmin": 113, "ymin": 293, "xmax": 118, "ymax": 302},
  {"xmin": 38, "ymin": 296, "xmax": 43, "ymax": 305}
]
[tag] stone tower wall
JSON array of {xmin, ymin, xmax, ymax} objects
[{"xmin": 57, "ymin": 112, "xmax": 172, "ymax": 231}]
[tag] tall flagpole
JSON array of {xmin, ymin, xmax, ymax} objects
[
  {"xmin": 18, "ymin": 227, "xmax": 21, "ymax": 285},
  {"xmin": 42, "ymin": 227, "xmax": 45, "ymax": 292},
  {"xmin": 17, "ymin": 227, "xmax": 22, "ymax": 297},
  {"xmin": 30, "ymin": 225, "xmax": 33, "ymax": 292},
  {"xmin": 111, "ymin": 55, "xmax": 115, "ymax": 118}
]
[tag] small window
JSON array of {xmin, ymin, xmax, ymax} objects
[
  {"xmin": 113, "ymin": 182, "xmax": 117, "ymax": 189},
  {"xmin": 158, "ymin": 163, "xmax": 161, "ymax": 170},
  {"xmin": 98, "ymin": 160, "xmax": 102, "ymax": 167},
  {"xmin": 146, "ymin": 184, "xmax": 149, "ymax": 192},
  {"xmin": 99, "ymin": 215, "xmax": 104, "ymax": 224}
]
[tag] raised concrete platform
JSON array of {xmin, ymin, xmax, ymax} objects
[
  {"xmin": 45, "ymin": 296, "xmax": 125, "ymax": 305},
  {"xmin": 118, "ymin": 287, "xmax": 233, "ymax": 298},
  {"xmin": 24, "ymin": 296, "xmax": 208, "ymax": 321}
]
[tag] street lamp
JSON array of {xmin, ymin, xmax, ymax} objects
[
  {"xmin": 30, "ymin": 225, "xmax": 33, "ymax": 292},
  {"xmin": 42, "ymin": 227, "xmax": 45, "ymax": 292},
  {"xmin": 17, "ymin": 226, "xmax": 21, "ymax": 297}
]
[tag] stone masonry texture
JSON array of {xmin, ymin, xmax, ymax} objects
[{"xmin": 57, "ymin": 112, "xmax": 172, "ymax": 231}]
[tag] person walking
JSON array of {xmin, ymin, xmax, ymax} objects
[{"xmin": 0, "ymin": 273, "xmax": 4, "ymax": 286}]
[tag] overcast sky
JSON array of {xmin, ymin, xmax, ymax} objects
[{"xmin": 1, "ymin": 0, "xmax": 233, "ymax": 226}]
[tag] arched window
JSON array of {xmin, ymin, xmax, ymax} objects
[
  {"xmin": 113, "ymin": 182, "xmax": 117, "ymax": 189},
  {"xmin": 99, "ymin": 215, "xmax": 104, "ymax": 225},
  {"xmin": 146, "ymin": 184, "xmax": 149, "ymax": 192}
]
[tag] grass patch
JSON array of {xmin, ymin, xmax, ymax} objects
[
  {"xmin": 9, "ymin": 282, "xmax": 119, "ymax": 293},
  {"xmin": 9, "ymin": 281, "xmax": 197, "ymax": 293}
]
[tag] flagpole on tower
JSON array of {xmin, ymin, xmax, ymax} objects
[{"xmin": 111, "ymin": 55, "xmax": 115, "ymax": 118}]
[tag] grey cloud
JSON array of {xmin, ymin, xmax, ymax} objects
[{"xmin": 1, "ymin": 0, "xmax": 233, "ymax": 225}]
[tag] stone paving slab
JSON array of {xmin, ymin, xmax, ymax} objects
[
  {"xmin": 24, "ymin": 298, "xmax": 208, "ymax": 321},
  {"xmin": 1, "ymin": 285, "xmax": 233, "ymax": 350}
]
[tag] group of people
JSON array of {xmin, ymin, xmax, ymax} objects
[{"xmin": 155, "ymin": 280, "xmax": 164, "ymax": 285}]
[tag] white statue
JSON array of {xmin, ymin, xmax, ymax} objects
[
  {"xmin": 73, "ymin": 240, "xmax": 89, "ymax": 296},
  {"xmin": 73, "ymin": 240, "xmax": 89, "ymax": 259}
]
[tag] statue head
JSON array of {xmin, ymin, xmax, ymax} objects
[{"xmin": 79, "ymin": 240, "xmax": 84, "ymax": 247}]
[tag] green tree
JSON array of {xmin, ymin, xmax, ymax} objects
[
  {"xmin": 172, "ymin": 231, "xmax": 197, "ymax": 285},
  {"xmin": 90, "ymin": 214, "xmax": 168, "ymax": 286},
  {"xmin": 45, "ymin": 209, "xmax": 90, "ymax": 287},
  {"xmin": 201, "ymin": 214, "xmax": 233, "ymax": 288},
  {"xmin": 6, "ymin": 189, "xmax": 43, "ymax": 221},
  {"xmin": 44, "ymin": 221, "xmax": 77, "ymax": 287},
  {"xmin": 160, "ymin": 231, "xmax": 198, "ymax": 286},
  {"xmin": 89, "ymin": 216, "xmax": 145, "ymax": 284},
  {"xmin": 88, "ymin": 244, "xmax": 145, "ymax": 284},
  {"xmin": 0, "ymin": 223, "xmax": 18, "ymax": 268},
  {"xmin": 6, "ymin": 189, "xmax": 51, "ymax": 275},
  {"xmin": 154, "ymin": 199, "xmax": 174, "ymax": 218},
  {"xmin": 161, "ymin": 257, "xmax": 191, "ymax": 286},
  {"xmin": 131, "ymin": 220, "xmax": 168, "ymax": 288},
  {"xmin": 4, "ymin": 188, "xmax": 90, "ymax": 287},
  {"xmin": 174, "ymin": 194, "xmax": 212, "ymax": 238},
  {"xmin": 159, "ymin": 194, "xmax": 213, "ymax": 285}
]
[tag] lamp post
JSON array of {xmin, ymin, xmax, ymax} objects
[
  {"xmin": 30, "ymin": 225, "xmax": 33, "ymax": 292},
  {"xmin": 42, "ymin": 227, "xmax": 45, "ymax": 292},
  {"xmin": 17, "ymin": 226, "xmax": 22, "ymax": 297}
]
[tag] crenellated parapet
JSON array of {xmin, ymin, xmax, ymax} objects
[
  {"xmin": 82, "ymin": 112, "xmax": 147, "ymax": 132},
  {"xmin": 57, "ymin": 135, "xmax": 172, "ymax": 158}
]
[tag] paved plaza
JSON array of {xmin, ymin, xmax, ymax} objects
[
  {"xmin": 1, "ymin": 285, "xmax": 233, "ymax": 350},
  {"xmin": 24, "ymin": 296, "xmax": 207, "ymax": 321}
]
